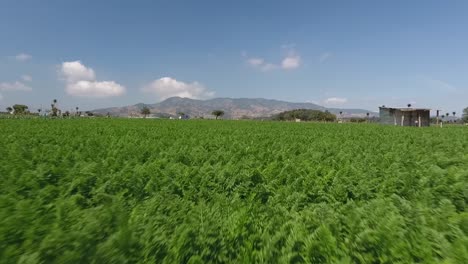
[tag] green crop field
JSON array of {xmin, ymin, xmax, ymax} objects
[{"xmin": 1, "ymin": 119, "xmax": 467, "ymax": 263}]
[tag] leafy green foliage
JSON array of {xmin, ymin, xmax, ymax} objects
[
  {"xmin": 141, "ymin": 107, "xmax": 150, "ymax": 118},
  {"xmin": 212, "ymin": 110, "xmax": 224, "ymax": 119},
  {"xmin": 274, "ymin": 109, "xmax": 336, "ymax": 122},
  {"xmin": 1, "ymin": 119, "xmax": 467, "ymax": 263},
  {"xmin": 463, "ymin": 107, "xmax": 468, "ymax": 123},
  {"xmin": 12, "ymin": 104, "xmax": 29, "ymax": 115}
]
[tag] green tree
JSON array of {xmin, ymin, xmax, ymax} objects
[
  {"xmin": 141, "ymin": 107, "xmax": 150, "ymax": 118},
  {"xmin": 274, "ymin": 109, "xmax": 336, "ymax": 122},
  {"xmin": 6, "ymin": 107, "xmax": 13, "ymax": 113},
  {"xmin": 463, "ymin": 107, "xmax": 468, "ymax": 123},
  {"xmin": 212, "ymin": 110, "xmax": 224, "ymax": 119},
  {"xmin": 12, "ymin": 104, "xmax": 29, "ymax": 115}
]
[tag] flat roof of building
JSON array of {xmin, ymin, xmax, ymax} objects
[{"xmin": 379, "ymin": 107, "xmax": 431, "ymax": 111}]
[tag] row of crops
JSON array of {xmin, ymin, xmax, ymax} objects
[{"xmin": 1, "ymin": 119, "xmax": 467, "ymax": 263}]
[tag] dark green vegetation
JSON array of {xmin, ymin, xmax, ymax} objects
[
  {"xmin": 1, "ymin": 119, "xmax": 468, "ymax": 263},
  {"xmin": 141, "ymin": 107, "xmax": 151, "ymax": 118},
  {"xmin": 211, "ymin": 110, "xmax": 225, "ymax": 119},
  {"xmin": 463, "ymin": 107, "xmax": 468, "ymax": 123},
  {"xmin": 273, "ymin": 109, "xmax": 337, "ymax": 122}
]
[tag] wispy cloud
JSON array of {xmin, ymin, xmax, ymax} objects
[
  {"xmin": 247, "ymin": 58, "xmax": 279, "ymax": 71},
  {"xmin": 319, "ymin": 52, "xmax": 332, "ymax": 63},
  {"xmin": 21, "ymin": 75, "xmax": 32, "ymax": 82},
  {"xmin": 323, "ymin": 97, "xmax": 348, "ymax": 105},
  {"xmin": 245, "ymin": 47, "xmax": 301, "ymax": 71},
  {"xmin": 423, "ymin": 78, "xmax": 457, "ymax": 92},
  {"xmin": 0, "ymin": 81, "xmax": 32, "ymax": 92},
  {"xmin": 15, "ymin": 53, "xmax": 32, "ymax": 62},
  {"xmin": 247, "ymin": 58, "xmax": 264, "ymax": 66},
  {"xmin": 142, "ymin": 77, "xmax": 215, "ymax": 101}
]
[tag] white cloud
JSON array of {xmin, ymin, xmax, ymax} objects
[
  {"xmin": 247, "ymin": 58, "xmax": 264, "ymax": 66},
  {"xmin": 246, "ymin": 48, "xmax": 301, "ymax": 71},
  {"xmin": 261, "ymin": 63, "xmax": 278, "ymax": 71},
  {"xmin": 66, "ymin": 80, "xmax": 125, "ymax": 98},
  {"xmin": 0, "ymin": 81, "xmax": 32, "ymax": 92},
  {"xmin": 21, "ymin": 75, "xmax": 32, "ymax": 82},
  {"xmin": 319, "ymin": 52, "xmax": 332, "ymax": 63},
  {"xmin": 142, "ymin": 77, "xmax": 215, "ymax": 101},
  {"xmin": 15, "ymin": 53, "xmax": 32, "ymax": 62},
  {"xmin": 281, "ymin": 53, "xmax": 301, "ymax": 69},
  {"xmin": 60, "ymin": 61, "xmax": 96, "ymax": 83},
  {"xmin": 59, "ymin": 61, "xmax": 125, "ymax": 98},
  {"xmin": 247, "ymin": 57, "xmax": 278, "ymax": 71},
  {"xmin": 323, "ymin": 97, "xmax": 348, "ymax": 105}
]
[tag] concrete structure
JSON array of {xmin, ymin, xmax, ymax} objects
[{"xmin": 379, "ymin": 107, "xmax": 430, "ymax": 127}]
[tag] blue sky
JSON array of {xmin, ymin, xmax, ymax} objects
[{"xmin": 1, "ymin": 0, "xmax": 467, "ymax": 114}]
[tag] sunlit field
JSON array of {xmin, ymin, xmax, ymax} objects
[{"xmin": 1, "ymin": 119, "xmax": 467, "ymax": 263}]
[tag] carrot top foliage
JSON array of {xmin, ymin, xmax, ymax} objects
[{"xmin": 1, "ymin": 119, "xmax": 467, "ymax": 263}]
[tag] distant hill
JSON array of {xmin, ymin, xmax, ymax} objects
[{"xmin": 92, "ymin": 97, "xmax": 376, "ymax": 119}]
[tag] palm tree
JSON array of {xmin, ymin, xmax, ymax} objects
[
  {"xmin": 452, "ymin": 112, "xmax": 456, "ymax": 117},
  {"xmin": 51, "ymin": 99, "xmax": 58, "ymax": 117},
  {"xmin": 407, "ymin": 104, "xmax": 412, "ymax": 108}
]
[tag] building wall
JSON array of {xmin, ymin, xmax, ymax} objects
[
  {"xmin": 379, "ymin": 108, "xmax": 430, "ymax": 127},
  {"xmin": 379, "ymin": 108, "xmax": 398, "ymax": 125}
]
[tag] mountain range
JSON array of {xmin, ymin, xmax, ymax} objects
[{"xmin": 92, "ymin": 97, "xmax": 375, "ymax": 119}]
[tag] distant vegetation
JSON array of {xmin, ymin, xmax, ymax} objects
[
  {"xmin": 273, "ymin": 109, "xmax": 337, "ymax": 122},
  {"xmin": 140, "ymin": 106, "xmax": 150, "ymax": 118},
  {"xmin": 212, "ymin": 110, "xmax": 225, "ymax": 119},
  {"xmin": 464, "ymin": 107, "xmax": 468, "ymax": 123}
]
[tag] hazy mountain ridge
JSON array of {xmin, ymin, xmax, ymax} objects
[{"xmin": 93, "ymin": 97, "xmax": 375, "ymax": 118}]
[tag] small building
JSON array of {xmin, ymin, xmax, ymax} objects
[{"xmin": 379, "ymin": 107, "xmax": 430, "ymax": 127}]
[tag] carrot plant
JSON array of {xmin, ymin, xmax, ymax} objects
[{"xmin": 0, "ymin": 119, "xmax": 467, "ymax": 263}]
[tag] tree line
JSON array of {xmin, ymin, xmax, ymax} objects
[
  {"xmin": 140, "ymin": 106, "xmax": 225, "ymax": 119},
  {"xmin": 273, "ymin": 109, "xmax": 337, "ymax": 122},
  {"xmin": 3, "ymin": 99, "xmax": 98, "ymax": 118}
]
